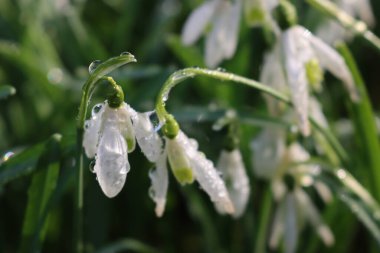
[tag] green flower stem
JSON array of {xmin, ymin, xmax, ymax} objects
[
  {"xmin": 76, "ymin": 53, "xmax": 136, "ymax": 253},
  {"xmin": 155, "ymin": 68, "xmax": 290, "ymax": 123},
  {"xmin": 254, "ymin": 184, "xmax": 273, "ymax": 253},
  {"xmin": 306, "ymin": 0, "xmax": 380, "ymax": 53},
  {"xmin": 337, "ymin": 43, "xmax": 380, "ymax": 201}
]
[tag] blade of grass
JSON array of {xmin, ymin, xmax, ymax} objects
[
  {"xmin": 0, "ymin": 85, "xmax": 16, "ymax": 99},
  {"xmin": 18, "ymin": 134, "xmax": 61, "ymax": 253},
  {"xmin": 336, "ymin": 43, "xmax": 380, "ymax": 201}
]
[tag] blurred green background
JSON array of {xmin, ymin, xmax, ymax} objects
[{"xmin": 1, "ymin": 0, "xmax": 380, "ymax": 252}]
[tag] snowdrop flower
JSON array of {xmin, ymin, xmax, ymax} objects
[
  {"xmin": 217, "ymin": 149, "xmax": 250, "ymax": 218},
  {"xmin": 316, "ymin": 0, "xmax": 375, "ymax": 44},
  {"xmin": 250, "ymin": 127, "xmax": 286, "ymax": 180},
  {"xmin": 83, "ymin": 101, "xmax": 136, "ymax": 198},
  {"xmin": 281, "ymin": 25, "xmax": 359, "ymax": 136},
  {"xmin": 181, "ymin": 0, "xmax": 242, "ymax": 68},
  {"xmin": 268, "ymin": 143, "xmax": 334, "ymax": 253},
  {"xmin": 134, "ymin": 114, "xmax": 234, "ymax": 216}
]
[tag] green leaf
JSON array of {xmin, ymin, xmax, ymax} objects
[
  {"xmin": 94, "ymin": 239, "xmax": 159, "ymax": 253},
  {"xmin": 0, "ymin": 85, "xmax": 16, "ymax": 99},
  {"xmin": 337, "ymin": 43, "xmax": 380, "ymax": 201},
  {"xmin": 166, "ymin": 34, "xmax": 205, "ymax": 67},
  {"xmin": 19, "ymin": 134, "xmax": 62, "ymax": 253},
  {"xmin": 0, "ymin": 144, "xmax": 44, "ymax": 185}
]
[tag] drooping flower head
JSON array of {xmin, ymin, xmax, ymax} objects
[
  {"xmin": 83, "ymin": 101, "xmax": 136, "ymax": 198},
  {"xmin": 181, "ymin": 0, "xmax": 242, "ymax": 67}
]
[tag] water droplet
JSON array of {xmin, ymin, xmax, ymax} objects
[
  {"xmin": 216, "ymin": 67, "xmax": 226, "ymax": 72},
  {"xmin": 120, "ymin": 51, "xmax": 132, "ymax": 56},
  {"xmin": 162, "ymin": 91, "xmax": 169, "ymax": 102},
  {"xmin": 47, "ymin": 67, "xmax": 63, "ymax": 84},
  {"xmin": 92, "ymin": 103, "xmax": 104, "ymax": 117},
  {"xmin": 84, "ymin": 121, "xmax": 90, "ymax": 130},
  {"xmin": 88, "ymin": 60, "xmax": 102, "ymax": 74},
  {"xmin": 336, "ymin": 169, "xmax": 347, "ymax": 179},
  {"xmin": 149, "ymin": 187, "xmax": 156, "ymax": 199},
  {"xmin": 2, "ymin": 151, "xmax": 14, "ymax": 162},
  {"xmin": 89, "ymin": 160, "xmax": 96, "ymax": 173}
]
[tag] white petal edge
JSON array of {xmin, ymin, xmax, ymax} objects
[
  {"xmin": 181, "ymin": 0, "xmax": 218, "ymax": 45},
  {"xmin": 149, "ymin": 151, "xmax": 169, "ymax": 217},
  {"xmin": 217, "ymin": 149, "xmax": 250, "ymax": 218},
  {"xmin": 83, "ymin": 103, "xmax": 105, "ymax": 158}
]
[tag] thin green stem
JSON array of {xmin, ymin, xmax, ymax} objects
[
  {"xmin": 306, "ymin": 0, "xmax": 380, "ymax": 53},
  {"xmin": 254, "ymin": 185, "xmax": 273, "ymax": 253},
  {"xmin": 155, "ymin": 68, "xmax": 290, "ymax": 122}
]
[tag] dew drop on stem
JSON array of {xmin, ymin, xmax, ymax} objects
[
  {"xmin": 88, "ymin": 60, "xmax": 102, "ymax": 74},
  {"xmin": 120, "ymin": 52, "xmax": 132, "ymax": 56}
]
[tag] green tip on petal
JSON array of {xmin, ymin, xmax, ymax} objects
[
  {"xmin": 305, "ymin": 59, "xmax": 323, "ymax": 92},
  {"xmin": 126, "ymin": 137, "xmax": 136, "ymax": 153},
  {"xmin": 172, "ymin": 167, "xmax": 194, "ymax": 185},
  {"xmin": 273, "ymin": 0, "xmax": 298, "ymax": 30}
]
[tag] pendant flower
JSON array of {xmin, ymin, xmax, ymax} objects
[
  {"xmin": 130, "ymin": 113, "xmax": 234, "ymax": 217},
  {"xmin": 181, "ymin": 0, "xmax": 242, "ymax": 68},
  {"xmin": 281, "ymin": 25, "xmax": 359, "ymax": 136},
  {"xmin": 217, "ymin": 149, "xmax": 250, "ymax": 218},
  {"xmin": 83, "ymin": 101, "xmax": 136, "ymax": 198}
]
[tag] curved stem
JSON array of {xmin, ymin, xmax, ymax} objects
[
  {"xmin": 155, "ymin": 68, "xmax": 290, "ymax": 122},
  {"xmin": 306, "ymin": 0, "xmax": 380, "ymax": 53}
]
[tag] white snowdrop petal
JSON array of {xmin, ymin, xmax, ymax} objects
[
  {"xmin": 269, "ymin": 200, "xmax": 285, "ymax": 249},
  {"xmin": 295, "ymin": 189, "xmax": 334, "ymax": 246},
  {"xmin": 284, "ymin": 192, "xmax": 298, "ymax": 253},
  {"xmin": 176, "ymin": 131, "xmax": 234, "ymax": 214},
  {"xmin": 94, "ymin": 126, "xmax": 129, "ymax": 198},
  {"xmin": 315, "ymin": 181, "xmax": 333, "ymax": 203},
  {"xmin": 288, "ymin": 142, "xmax": 310, "ymax": 163},
  {"xmin": 217, "ymin": 149, "xmax": 250, "ymax": 218},
  {"xmin": 251, "ymin": 128, "xmax": 286, "ymax": 179},
  {"xmin": 357, "ymin": 0, "xmax": 375, "ymax": 27},
  {"xmin": 316, "ymin": 20, "xmax": 347, "ymax": 45},
  {"xmin": 181, "ymin": 0, "xmax": 217, "ymax": 45},
  {"xmin": 149, "ymin": 151, "xmax": 169, "ymax": 217},
  {"xmin": 83, "ymin": 103, "xmax": 105, "ymax": 158},
  {"xmin": 133, "ymin": 112, "xmax": 163, "ymax": 162},
  {"xmin": 205, "ymin": 21, "xmax": 226, "ymax": 68},
  {"xmin": 260, "ymin": 44, "xmax": 288, "ymax": 115},
  {"xmin": 221, "ymin": 0, "xmax": 241, "ymax": 58},
  {"xmin": 118, "ymin": 103, "xmax": 137, "ymax": 152},
  {"xmin": 307, "ymin": 34, "xmax": 359, "ymax": 102},
  {"xmin": 309, "ymin": 97, "xmax": 328, "ymax": 128},
  {"xmin": 282, "ymin": 27, "xmax": 311, "ymax": 136}
]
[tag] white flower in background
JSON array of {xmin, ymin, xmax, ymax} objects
[
  {"xmin": 181, "ymin": 0, "xmax": 242, "ymax": 68},
  {"xmin": 281, "ymin": 25, "xmax": 359, "ymax": 136},
  {"xmin": 270, "ymin": 143, "xmax": 334, "ymax": 252},
  {"xmin": 316, "ymin": 0, "xmax": 375, "ymax": 44},
  {"xmin": 244, "ymin": 0, "xmax": 279, "ymax": 32},
  {"xmin": 269, "ymin": 187, "xmax": 335, "ymax": 253},
  {"xmin": 217, "ymin": 149, "xmax": 250, "ymax": 218},
  {"xmin": 250, "ymin": 127, "xmax": 286, "ymax": 180},
  {"xmin": 83, "ymin": 101, "xmax": 136, "ymax": 198},
  {"xmin": 260, "ymin": 44, "xmax": 288, "ymax": 116}
]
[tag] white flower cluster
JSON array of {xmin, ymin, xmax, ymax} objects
[
  {"xmin": 83, "ymin": 101, "xmax": 250, "ymax": 217},
  {"xmin": 251, "ymin": 131, "xmax": 335, "ymax": 252}
]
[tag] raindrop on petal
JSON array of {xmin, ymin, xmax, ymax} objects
[
  {"xmin": 91, "ymin": 103, "xmax": 104, "ymax": 117},
  {"xmin": 120, "ymin": 51, "xmax": 132, "ymax": 56},
  {"xmin": 89, "ymin": 160, "xmax": 96, "ymax": 173}
]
